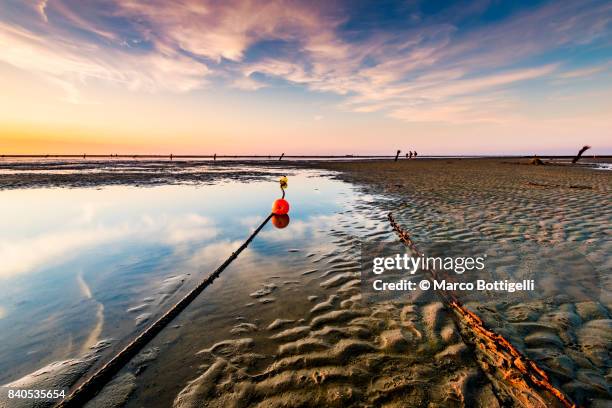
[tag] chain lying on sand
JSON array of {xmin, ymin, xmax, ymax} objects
[
  {"xmin": 55, "ymin": 213, "xmax": 273, "ymax": 408},
  {"xmin": 388, "ymin": 212, "xmax": 575, "ymax": 408}
]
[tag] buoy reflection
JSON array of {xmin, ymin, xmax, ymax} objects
[{"xmin": 271, "ymin": 214, "xmax": 290, "ymax": 229}]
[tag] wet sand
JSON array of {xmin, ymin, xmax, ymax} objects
[
  {"xmin": 0, "ymin": 160, "xmax": 290, "ymax": 189},
  {"xmin": 1, "ymin": 158, "xmax": 610, "ymax": 407},
  {"xmin": 313, "ymin": 158, "xmax": 611, "ymax": 406},
  {"xmin": 116, "ymin": 159, "xmax": 609, "ymax": 407}
]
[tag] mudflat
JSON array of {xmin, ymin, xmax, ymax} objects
[
  {"xmin": 1, "ymin": 158, "xmax": 609, "ymax": 407},
  {"xmin": 310, "ymin": 158, "xmax": 611, "ymax": 407},
  {"xmin": 135, "ymin": 158, "xmax": 611, "ymax": 407}
]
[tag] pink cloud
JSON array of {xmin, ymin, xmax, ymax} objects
[
  {"xmin": 0, "ymin": 18, "xmax": 209, "ymax": 102},
  {"xmin": 113, "ymin": 0, "xmax": 333, "ymax": 62},
  {"xmin": 0, "ymin": 0, "xmax": 609, "ymax": 124}
]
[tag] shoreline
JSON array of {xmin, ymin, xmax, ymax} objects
[
  {"xmin": 0, "ymin": 157, "xmax": 610, "ymax": 190},
  {"xmin": 0, "ymin": 159, "xmax": 610, "ymax": 406}
]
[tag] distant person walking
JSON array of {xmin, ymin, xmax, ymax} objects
[
  {"xmin": 414, "ymin": 151, "xmax": 418, "ymax": 159},
  {"xmin": 408, "ymin": 151, "xmax": 413, "ymax": 159}
]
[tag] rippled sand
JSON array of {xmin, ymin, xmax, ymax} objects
[
  {"xmin": 136, "ymin": 211, "xmax": 499, "ymax": 407},
  {"xmin": 158, "ymin": 159, "xmax": 611, "ymax": 407},
  {"xmin": 4, "ymin": 159, "xmax": 609, "ymax": 407},
  {"xmin": 318, "ymin": 158, "xmax": 611, "ymax": 406}
]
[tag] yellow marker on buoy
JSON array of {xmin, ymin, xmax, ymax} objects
[{"xmin": 272, "ymin": 175, "xmax": 290, "ymax": 216}]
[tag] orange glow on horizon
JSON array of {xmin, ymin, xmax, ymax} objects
[{"xmin": 0, "ymin": 1, "xmax": 610, "ymax": 156}]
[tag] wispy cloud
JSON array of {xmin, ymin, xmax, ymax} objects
[
  {"xmin": 231, "ymin": 75, "xmax": 266, "ymax": 91},
  {"xmin": 226, "ymin": 0, "xmax": 609, "ymax": 123},
  {"xmin": 114, "ymin": 0, "xmax": 332, "ymax": 62},
  {"xmin": 0, "ymin": 1, "xmax": 211, "ymax": 103},
  {"xmin": 557, "ymin": 66, "xmax": 606, "ymax": 79},
  {"xmin": 0, "ymin": 212, "xmax": 218, "ymax": 278},
  {"xmin": 36, "ymin": 0, "xmax": 48, "ymax": 22},
  {"xmin": 0, "ymin": 0, "xmax": 610, "ymax": 122}
]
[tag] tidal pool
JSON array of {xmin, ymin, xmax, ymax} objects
[
  {"xmin": 2, "ymin": 161, "xmax": 608, "ymax": 407},
  {"xmin": 0, "ymin": 168, "xmax": 386, "ymax": 393}
]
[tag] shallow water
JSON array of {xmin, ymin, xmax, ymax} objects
[
  {"xmin": 0, "ymin": 168, "xmax": 369, "ymax": 386},
  {"xmin": 1, "ymin": 161, "xmax": 610, "ymax": 407}
]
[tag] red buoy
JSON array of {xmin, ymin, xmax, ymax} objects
[{"xmin": 272, "ymin": 198, "xmax": 290, "ymax": 215}]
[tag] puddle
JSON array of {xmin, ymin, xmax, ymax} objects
[
  {"xmin": 1, "ymin": 160, "xmax": 609, "ymax": 407},
  {"xmin": 0, "ymin": 168, "xmax": 379, "ymax": 389}
]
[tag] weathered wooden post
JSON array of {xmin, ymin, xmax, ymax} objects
[{"xmin": 572, "ymin": 145, "xmax": 590, "ymax": 163}]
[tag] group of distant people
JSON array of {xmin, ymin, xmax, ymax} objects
[{"xmin": 405, "ymin": 151, "xmax": 418, "ymax": 159}]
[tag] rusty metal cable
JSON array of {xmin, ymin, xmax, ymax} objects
[{"xmin": 387, "ymin": 212, "xmax": 576, "ymax": 408}]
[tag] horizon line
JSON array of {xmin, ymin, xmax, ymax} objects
[{"xmin": 1, "ymin": 154, "xmax": 610, "ymax": 159}]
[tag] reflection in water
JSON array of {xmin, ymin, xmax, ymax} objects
[
  {"xmin": 3, "ymin": 163, "xmax": 606, "ymax": 406},
  {"xmin": 271, "ymin": 214, "xmax": 290, "ymax": 229},
  {"xmin": 76, "ymin": 273, "xmax": 105, "ymax": 354},
  {"xmin": 0, "ymin": 170, "xmax": 356, "ymax": 386}
]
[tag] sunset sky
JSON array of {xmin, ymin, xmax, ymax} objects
[{"xmin": 0, "ymin": 0, "xmax": 610, "ymax": 155}]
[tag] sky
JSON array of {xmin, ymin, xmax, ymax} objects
[{"xmin": 0, "ymin": 0, "xmax": 610, "ymax": 155}]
